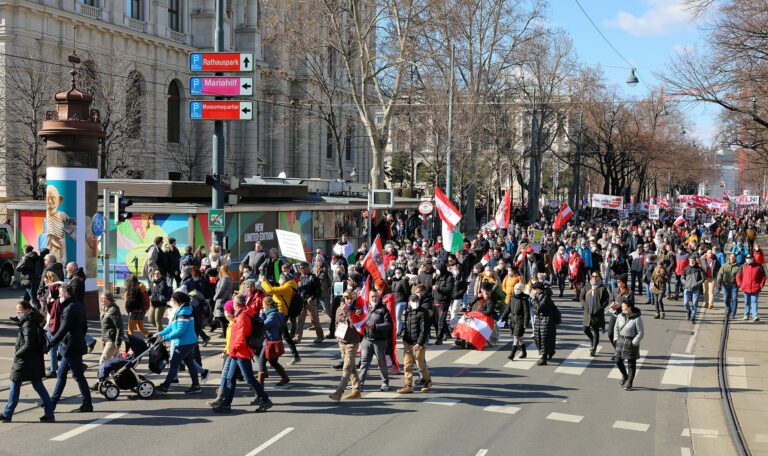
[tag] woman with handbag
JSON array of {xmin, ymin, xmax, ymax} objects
[
  {"xmin": 613, "ymin": 299, "xmax": 644, "ymax": 391},
  {"xmin": 258, "ymin": 297, "xmax": 289, "ymax": 387}
]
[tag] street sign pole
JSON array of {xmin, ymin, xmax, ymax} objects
[
  {"xmin": 212, "ymin": 0, "xmax": 225, "ymax": 247},
  {"xmin": 102, "ymin": 188, "xmax": 110, "ymax": 294}
]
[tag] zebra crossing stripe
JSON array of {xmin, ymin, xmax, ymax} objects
[
  {"xmin": 662, "ymin": 354, "xmax": 695, "ymax": 386},
  {"xmin": 555, "ymin": 344, "xmax": 603, "ymax": 375}
]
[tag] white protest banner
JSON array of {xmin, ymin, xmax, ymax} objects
[
  {"xmin": 649, "ymin": 204, "xmax": 660, "ymax": 220},
  {"xmin": 591, "ymin": 193, "xmax": 624, "ymax": 210},
  {"xmin": 684, "ymin": 207, "xmax": 696, "ymax": 220},
  {"xmin": 275, "ymin": 229, "xmax": 308, "ymax": 262}
]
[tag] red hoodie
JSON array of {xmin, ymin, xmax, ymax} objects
[
  {"xmin": 228, "ymin": 306, "xmax": 257, "ymax": 360},
  {"xmin": 737, "ymin": 262, "xmax": 766, "ymax": 294}
]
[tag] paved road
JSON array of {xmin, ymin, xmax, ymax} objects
[{"xmin": 0, "ymin": 286, "xmax": 731, "ymax": 456}]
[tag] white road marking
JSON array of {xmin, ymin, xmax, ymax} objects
[
  {"xmin": 726, "ymin": 356, "xmax": 748, "ymax": 389},
  {"xmin": 754, "ymin": 433, "xmax": 768, "ymax": 443},
  {"xmin": 685, "ymin": 322, "xmax": 700, "ymax": 354},
  {"xmin": 681, "ymin": 428, "xmax": 719, "ymax": 438},
  {"xmin": 484, "ymin": 405, "xmax": 521, "ymax": 415},
  {"xmin": 554, "ymin": 344, "xmax": 603, "ymax": 375},
  {"xmin": 612, "ymin": 420, "xmax": 650, "ymax": 432},
  {"xmin": 454, "ymin": 349, "xmax": 498, "ymax": 365},
  {"xmin": 244, "ymin": 427, "xmax": 294, "ymax": 456},
  {"xmin": 546, "ymin": 412, "xmax": 584, "ymax": 423},
  {"xmin": 680, "ymin": 447, "xmax": 691, "ymax": 456},
  {"xmin": 661, "ymin": 354, "xmax": 695, "ymax": 386},
  {"xmin": 425, "ymin": 344, "xmax": 455, "ymax": 362},
  {"xmin": 476, "ymin": 450, "xmax": 488, "ymax": 456},
  {"xmin": 50, "ymin": 413, "xmax": 127, "ymax": 442},
  {"xmin": 423, "ymin": 397, "xmax": 459, "ymax": 406},
  {"xmin": 365, "ymin": 391, "xmax": 399, "ymax": 399},
  {"xmin": 608, "ymin": 350, "xmax": 649, "ymax": 379}
]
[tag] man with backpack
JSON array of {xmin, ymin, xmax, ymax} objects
[
  {"xmin": 295, "ymin": 262, "xmax": 325, "ymax": 344},
  {"xmin": 17, "ymin": 245, "xmax": 43, "ymax": 310},
  {"xmin": 212, "ymin": 291, "xmax": 272, "ymax": 413}
]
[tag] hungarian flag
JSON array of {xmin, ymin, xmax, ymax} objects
[
  {"xmin": 349, "ymin": 277, "xmax": 371, "ymax": 334},
  {"xmin": 553, "ymin": 203, "xmax": 573, "ymax": 231},
  {"xmin": 442, "ymin": 223, "xmax": 464, "ymax": 253},
  {"xmin": 333, "ymin": 242, "xmax": 356, "ymax": 264},
  {"xmin": 434, "ymin": 185, "xmax": 461, "ymax": 231},
  {"xmin": 362, "ymin": 235, "xmax": 386, "ymax": 282},
  {"xmin": 673, "ymin": 215, "xmax": 686, "ymax": 227},
  {"xmin": 494, "ymin": 187, "xmax": 511, "ymax": 229},
  {"xmin": 452, "ymin": 311, "xmax": 495, "ymax": 351}
]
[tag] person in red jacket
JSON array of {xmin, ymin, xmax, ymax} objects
[
  {"xmin": 736, "ymin": 253, "xmax": 766, "ymax": 322},
  {"xmin": 752, "ymin": 242, "xmax": 765, "ymax": 266},
  {"xmin": 212, "ymin": 296, "xmax": 273, "ymax": 413}
]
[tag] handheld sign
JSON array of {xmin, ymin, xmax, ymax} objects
[{"xmin": 275, "ymin": 229, "xmax": 308, "ymax": 262}]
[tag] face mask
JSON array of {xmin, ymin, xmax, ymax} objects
[
  {"xmin": 746, "ymin": 259, "xmax": 754, "ymax": 264},
  {"xmin": 409, "ymin": 302, "xmax": 419, "ymax": 310},
  {"xmin": 395, "ymin": 273, "xmax": 403, "ymax": 278},
  {"xmin": 434, "ymin": 269, "xmax": 441, "ymax": 277}
]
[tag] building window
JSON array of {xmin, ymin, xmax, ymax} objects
[
  {"xmin": 126, "ymin": 70, "xmax": 144, "ymax": 139},
  {"xmin": 81, "ymin": 0, "xmax": 98, "ymax": 6},
  {"xmin": 327, "ymin": 47, "xmax": 336, "ymax": 78},
  {"xmin": 167, "ymin": 80, "xmax": 181, "ymax": 144},
  {"xmin": 326, "ymin": 126, "xmax": 333, "ymax": 159},
  {"xmin": 345, "ymin": 125, "xmax": 353, "ymax": 161},
  {"xmin": 126, "ymin": 0, "xmax": 143, "ymax": 20},
  {"xmin": 168, "ymin": 0, "xmax": 181, "ymax": 31}
]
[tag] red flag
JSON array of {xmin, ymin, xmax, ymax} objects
[
  {"xmin": 673, "ymin": 215, "xmax": 685, "ymax": 227},
  {"xmin": 349, "ymin": 277, "xmax": 371, "ymax": 334},
  {"xmin": 382, "ymin": 293, "xmax": 400, "ymax": 369},
  {"xmin": 494, "ymin": 187, "xmax": 511, "ymax": 229},
  {"xmin": 553, "ymin": 203, "xmax": 574, "ymax": 231},
  {"xmin": 362, "ymin": 235, "xmax": 386, "ymax": 282},
  {"xmin": 452, "ymin": 312, "xmax": 495, "ymax": 351}
]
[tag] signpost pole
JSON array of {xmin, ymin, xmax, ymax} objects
[
  {"xmin": 102, "ymin": 188, "xmax": 110, "ymax": 293},
  {"xmin": 212, "ymin": 0, "xmax": 225, "ymax": 247},
  {"xmin": 367, "ymin": 190, "xmax": 373, "ymax": 248}
]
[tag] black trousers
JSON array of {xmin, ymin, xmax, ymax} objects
[
  {"xmin": 282, "ymin": 321, "xmax": 299, "ymax": 357},
  {"xmin": 436, "ymin": 301, "xmax": 451, "ymax": 341},
  {"xmin": 615, "ymin": 358, "xmax": 637, "ymax": 378},
  {"xmin": 583, "ymin": 324, "xmax": 601, "ymax": 350}
]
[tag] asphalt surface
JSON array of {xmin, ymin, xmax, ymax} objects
[{"xmin": 0, "ymin": 285, "xmax": 726, "ymax": 456}]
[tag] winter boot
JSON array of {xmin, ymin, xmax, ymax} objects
[
  {"xmin": 507, "ymin": 346, "xmax": 518, "ymax": 361},
  {"xmin": 207, "ymin": 388, "xmax": 226, "ymax": 407},
  {"xmin": 519, "ymin": 344, "xmax": 527, "ymax": 359},
  {"xmin": 536, "ymin": 356, "xmax": 547, "ymax": 366},
  {"xmin": 624, "ymin": 366, "xmax": 635, "ymax": 391}
]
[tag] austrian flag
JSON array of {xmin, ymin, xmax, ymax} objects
[
  {"xmin": 362, "ymin": 235, "xmax": 386, "ymax": 282},
  {"xmin": 553, "ymin": 203, "xmax": 573, "ymax": 231},
  {"xmin": 452, "ymin": 311, "xmax": 495, "ymax": 351}
]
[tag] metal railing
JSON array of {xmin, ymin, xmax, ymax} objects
[
  {"xmin": 125, "ymin": 16, "xmax": 147, "ymax": 33},
  {"xmin": 77, "ymin": 3, "xmax": 102, "ymax": 20}
]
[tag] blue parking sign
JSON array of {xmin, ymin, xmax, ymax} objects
[
  {"xmin": 190, "ymin": 77, "xmax": 202, "ymax": 95},
  {"xmin": 189, "ymin": 53, "xmax": 202, "ymax": 71},
  {"xmin": 189, "ymin": 101, "xmax": 202, "ymax": 119}
]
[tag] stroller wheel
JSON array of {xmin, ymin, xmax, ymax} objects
[
  {"xmin": 103, "ymin": 382, "xmax": 120, "ymax": 401},
  {"xmin": 137, "ymin": 381, "xmax": 154, "ymax": 399}
]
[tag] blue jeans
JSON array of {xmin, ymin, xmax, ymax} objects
[
  {"xmin": 683, "ymin": 289, "xmax": 700, "ymax": 320},
  {"xmin": 395, "ymin": 302, "xmax": 406, "ymax": 334},
  {"xmin": 47, "ymin": 331, "xmax": 59, "ymax": 373},
  {"xmin": 51, "ymin": 354, "xmax": 92, "ymax": 409},
  {"xmin": 223, "ymin": 357, "xmax": 268, "ymax": 406},
  {"xmin": 3, "ymin": 379, "xmax": 53, "ymax": 418},
  {"xmin": 218, "ymin": 355, "xmax": 232, "ymax": 390},
  {"xmin": 723, "ymin": 284, "xmax": 738, "ymax": 317},
  {"xmin": 743, "ymin": 292, "xmax": 759, "ymax": 319},
  {"xmin": 161, "ymin": 343, "xmax": 199, "ymax": 389}
]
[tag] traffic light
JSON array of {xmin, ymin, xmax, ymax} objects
[{"xmin": 114, "ymin": 195, "xmax": 133, "ymax": 223}]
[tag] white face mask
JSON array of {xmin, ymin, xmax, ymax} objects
[
  {"xmin": 746, "ymin": 259, "xmax": 754, "ymax": 264},
  {"xmin": 409, "ymin": 302, "xmax": 419, "ymax": 310},
  {"xmin": 434, "ymin": 269, "xmax": 441, "ymax": 277}
]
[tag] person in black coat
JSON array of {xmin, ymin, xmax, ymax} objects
[
  {"xmin": 64, "ymin": 262, "xmax": 86, "ymax": 308},
  {"xmin": 36, "ymin": 253, "xmax": 64, "ymax": 302},
  {"xmin": 0, "ymin": 301, "xmax": 54, "ymax": 422},
  {"xmin": 432, "ymin": 265, "xmax": 455, "ymax": 345},
  {"xmin": 48, "ymin": 284, "xmax": 93, "ymax": 413},
  {"xmin": 398, "ymin": 295, "xmax": 431, "ymax": 394},
  {"xmin": 390, "ymin": 267, "xmax": 410, "ymax": 335},
  {"xmin": 358, "ymin": 289, "xmax": 393, "ymax": 392},
  {"xmin": 499, "ymin": 283, "xmax": 530, "ymax": 361},
  {"xmin": 531, "ymin": 282, "xmax": 557, "ymax": 365},
  {"xmin": 16, "ymin": 246, "xmax": 43, "ymax": 310},
  {"xmin": 581, "ymin": 272, "xmax": 611, "ymax": 356},
  {"xmin": 167, "ymin": 238, "xmax": 182, "ymax": 287}
]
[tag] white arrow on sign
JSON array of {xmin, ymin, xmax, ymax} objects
[{"xmin": 239, "ymin": 102, "xmax": 253, "ymax": 120}]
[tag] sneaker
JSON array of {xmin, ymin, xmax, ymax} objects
[
  {"xmin": 313, "ymin": 337, "xmax": 325, "ymax": 344},
  {"xmin": 380, "ymin": 384, "xmax": 389, "ymax": 392},
  {"xmin": 156, "ymin": 384, "xmax": 169, "ymax": 394},
  {"xmin": 342, "ymin": 390, "xmax": 361, "ymax": 400},
  {"xmin": 743, "ymin": 316, "xmax": 750, "ymax": 320},
  {"xmin": 200, "ymin": 369, "xmax": 210, "ymax": 385},
  {"xmin": 276, "ymin": 378, "xmax": 290, "ymax": 387},
  {"xmin": 202, "ymin": 338, "xmax": 210, "ymax": 348},
  {"xmin": 87, "ymin": 339, "xmax": 97, "ymax": 354},
  {"xmin": 289, "ymin": 356, "xmax": 301, "ymax": 366},
  {"xmin": 207, "ymin": 397, "xmax": 223, "ymax": 407},
  {"xmin": 754, "ymin": 317, "xmax": 760, "ymax": 322},
  {"xmin": 654, "ymin": 313, "xmax": 660, "ymax": 319},
  {"xmin": 0, "ymin": 414, "xmax": 10, "ymax": 423},
  {"xmin": 184, "ymin": 386, "xmax": 202, "ymax": 395},
  {"xmin": 397, "ymin": 386, "xmax": 413, "ymax": 394},
  {"xmin": 420, "ymin": 381, "xmax": 433, "ymax": 393},
  {"xmin": 328, "ymin": 392, "xmax": 342, "ymax": 402},
  {"xmin": 39, "ymin": 415, "xmax": 55, "ymax": 423},
  {"xmin": 661, "ymin": 312, "xmax": 666, "ymax": 319},
  {"xmin": 255, "ymin": 399, "xmax": 273, "ymax": 413},
  {"xmin": 71, "ymin": 404, "xmax": 93, "ymax": 413},
  {"xmin": 211, "ymin": 404, "xmax": 231, "ymax": 414},
  {"xmin": 332, "ymin": 360, "xmax": 344, "ymax": 369}
]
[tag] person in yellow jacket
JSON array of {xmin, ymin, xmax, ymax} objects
[
  {"xmin": 261, "ymin": 274, "xmax": 301, "ymax": 365},
  {"xmin": 502, "ymin": 265, "xmax": 522, "ymax": 305}
]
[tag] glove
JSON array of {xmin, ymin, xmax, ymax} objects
[{"xmin": 497, "ymin": 320, "xmax": 506, "ymax": 328}]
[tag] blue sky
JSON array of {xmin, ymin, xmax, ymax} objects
[{"xmin": 549, "ymin": 0, "xmax": 717, "ymax": 145}]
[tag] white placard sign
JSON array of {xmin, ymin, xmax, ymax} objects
[{"xmin": 275, "ymin": 229, "xmax": 308, "ymax": 262}]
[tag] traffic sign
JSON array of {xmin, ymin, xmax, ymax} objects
[
  {"xmin": 208, "ymin": 209, "xmax": 225, "ymax": 232},
  {"xmin": 189, "ymin": 101, "xmax": 253, "ymax": 120},
  {"xmin": 189, "ymin": 53, "xmax": 254, "ymax": 72},
  {"xmin": 190, "ymin": 77, "xmax": 253, "ymax": 96},
  {"xmin": 418, "ymin": 201, "xmax": 434, "ymax": 215}
]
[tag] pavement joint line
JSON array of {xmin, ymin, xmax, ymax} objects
[
  {"xmin": 423, "ymin": 397, "xmax": 459, "ymax": 406},
  {"xmin": 681, "ymin": 428, "xmax": 719, "ymax": 438},
  {"xmin": 612, "ymin": 420, "xmax": 650, "ymax": 432},
  {"xmin": 483, "ymin": 405, "xmax": 521, "ymax": 415},
  {"xmin": 545, "ymin": 412, "xmax": 584, "ymax": 423},
  {"xmin": 244, "ymin": 427, "xmax": 294, "ymax": 456},
  {"xmin": 50, "ymin": 412, "xmax": 127, "ymax": 442},
  {"xmin": 475, "ymin": 450, "xmax": 488, "ymax": 456}
]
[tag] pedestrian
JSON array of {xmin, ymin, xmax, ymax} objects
[
  {"xmin": 328, "ymin": 291, "xmax": 363, "ymax": 402},
  {"xmin": 432, "ymin": 263, "xmax": 455, "ymax": 344},
  {"xmin": 261, "ymin": 248, "xmax": 285, "ymax": 285},
  {"xmin": 716, "ymin": 253, "xmax": 740, "ymax": 318},
  {"xmin": 296, "ymin": 261, "xmax": 325, "ymax": 344},
  {"xmin": 166, "ymin": 238, "xmax": 182, "ymax": 287},
  {"xmin": 156, "ymin": 291, "xmax": 202, "ymax": 394},
  {"xmin": 1, "ymin": 301, "xmax": 54, "ymax": 423},
  {"xmin": 98, "ymin": 292, "xmax": 123, "ymax": 364},
  {"xmin": 143, "ymin": 236, "xmax": 163, "ymax": 279},
  {"xmin": 261, "ymin": 273, "xmax": 301, "ymax": 365},
  {"xmin": 499, "ymin": 283, "xmax": 530, "ymax": 361},
  {"xmin": 16, "ymin": 245, "xmax": 43, "ymax": 310},
  {"xmin": 552, "ymin": 246, "xmax": 568, "ymax": 297},
  {"xmin": 208, "ymin": 298, "xmax": 236, "ymax": 408},
  {"xmin": 531, "ymin": 281, "xmax": 557, "ymax": 365},
  {"xmin": 390, "ymin": 266, "xmax": 410, "ymax": 335},
  {"xmin": 581, "ymin": 272, "xmax": 610, "ymax": 357},
  {"xmin": 36, "ymin": 254, "xmax": 63, "ymax": 302},
  {"xmin": 398, "ymin": 295, "xmax": 431, "ymax": 394},
  {"xmin": 682, "ymin": 255, "xmax": 706, "ymax": 323},
  {"xmin": 613, "ymin": 299, "xmax": 644, "ymax": 391},
  {"xmin": 258, "ymin": 297, "xmax": 290, "ymax": 388},
  {"xmin": 608, "ymin": 275, "xmax": 632, "ymax": 349},
  {"xmin": 358, "ymin": 288, "xmax": 393, "ymax": 392},
  {"xmin": 702, "ymin": 250, "xmax": 720, "ymax": 309},
  {"xmin": 313, "ymin": 255, "xmax": 333, "ymax": 329},
  {"xmin": 148, "ymin": 269, "xmax": 170, "ymax": 331},
  {"xmin": 48, "ymin": 284, "xmax": 93, "ymax": 413},
  {"xmin": 650, "ymin": 261, "xmax": 668, "ymax": 319},
  {"xmin": 736, "ymin": 253, "xmax": 766, "ymax": 322},
  {"xmin": 212, "ymin": 264, "xmax": 235, "ymax": 337},
  {"xmin": 123, "ymin": 274, "xmax": 150, "ymax": 337},
  {"xmin": 568, "ymin": 250, "xmax": 587, "ymax": 302}
]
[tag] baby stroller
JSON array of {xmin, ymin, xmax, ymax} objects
[{"xmin": 97, "ymin": 337, "xmax": 167, "ymax": 401}]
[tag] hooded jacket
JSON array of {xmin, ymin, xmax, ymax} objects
[
  {"xmin": 11, "ymin": 311, "xmax": 46, "ymax": 382},
  {"xmin": 158, "ymin": 304, "xmax": 197, "ymax": 346},
  {"xmin": 228, "ymin": 305, "xmax": 258, "ymax": 359},
  {"xmin": 736, "ymin": 262, "xmax": 766, "ymax": 294},
  {"xmin": 261, "ymin": 279, "xmax": 297, "ymax": 315}
]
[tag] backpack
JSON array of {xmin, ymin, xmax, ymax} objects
[
  {"xmin": 246, "ymin": 314, "xmax": 266, "ymax": 350},
  {"xmin": 288, "ymin": 291, "xmax": 304, "ymax": 318},
  {"xmin": 156, "ymin": 248, "xmax": 169, "ymax": 274}
]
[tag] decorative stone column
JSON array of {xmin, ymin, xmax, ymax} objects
[{"xmin": 37, "ymin": 53, "xmax": 105, "ymax": 319}]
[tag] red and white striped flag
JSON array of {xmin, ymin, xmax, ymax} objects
[
  {"xmin": 673, "ymin": 215, "xmax": 686, "ymax": 227},
  {"xmin": 434, "ymin": 185, "xmax": 461, "ymax": 231},
  {"xmin": 349, "ymin": 277, "xmax": 371, "ymax": 334},
  {"xmin": 452, "ymin": 311, "xmax": 494, "ymax": 351},
  {"xmin": 362, "ymin": 235, "xmax": 386, "ymax": 283},
  {"xmin": 553, "ymin": 203, "xmax": 573, "ymax": 231},
  {"xmin": 494, "ymin": 187, "xmax": 511, "ymax": 229},
  {"xmin": 480, "ymin": 251, "xmax": 491, "ymax": 266}
]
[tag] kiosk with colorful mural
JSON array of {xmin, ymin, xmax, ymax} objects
[{"xmin": 116, "ymin": 214, "xmax": 190, "ymax": 277}]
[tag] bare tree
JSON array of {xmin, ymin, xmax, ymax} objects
[
  {"xmin": 0, "ymin": 50, "xmax": 62, "ymax": 199},
  {"xmin": 164, "ymin": 126, "xmax": 212, "ymax": 181}
]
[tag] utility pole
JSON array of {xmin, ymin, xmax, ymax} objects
[
  {"xmin": 102, "ymin": 188, "xmax": 110, "ymax": 293},
  {"xmin": 527, "ymin": 90, "xmax": 538, "ymax": 223},
  {"xmin": 446, "ymin": 44, "xmax": 455, "ymax": 201},
  {"xmin": 211, "ymin": 0, "xmax": 225, "ymax": 246}
]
